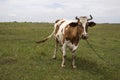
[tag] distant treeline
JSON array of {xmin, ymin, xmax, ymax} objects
[{"xmin": 0, "ymin": 21, "xmax": 120, "ymax": 24}]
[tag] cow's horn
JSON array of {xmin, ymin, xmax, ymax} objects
[
  {"xmin": 75, "ymin": 16, "xmax": 79, "ymax": 20},
  {"xmin": 88, "ymin": 15, "xmax": 93, "ymax": 21}
]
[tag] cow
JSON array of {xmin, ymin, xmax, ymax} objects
[{"xmin": 36, "ymin": 15, "xmax": 96, "ymax": 68}]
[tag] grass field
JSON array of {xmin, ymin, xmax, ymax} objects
[{"xmin": 0, "ymin": 22, "xmax": 120, "ymax": 80}]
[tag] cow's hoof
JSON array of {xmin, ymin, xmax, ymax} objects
[
  {"xmin": 72, "ymin": 65, "xmax": 77, "ymax": 69},
  {"xmin": 61, "ymin": 65, "xmax": 65, "ymax": 68},
  {"xmin": 52, "ymin": 56, "xmax": 56, "ymax": 60}
]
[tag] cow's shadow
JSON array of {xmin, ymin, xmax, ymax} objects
[
  {"xmin": 68, "ymin": 57, "xmax": 116, "ymax": 80},
  {"xmin": 76, "ymin": 57, "xmax": 103, "ymax": 73}
]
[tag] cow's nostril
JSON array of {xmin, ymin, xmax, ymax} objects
[{"xmin": 81, "ymin": 35, "xmax": 88, "ymax": 40}]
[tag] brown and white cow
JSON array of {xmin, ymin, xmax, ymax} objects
[{"xmin": 36, "ymin": 15, "xmax": 96, "ymax": 68}]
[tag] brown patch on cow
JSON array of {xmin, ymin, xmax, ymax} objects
[
  {"xmin": 61, "ymin": 29, "xmax": 63, "ymax": 32},
  {"xmin": 57, "ymin": 35, "xmax": 59, "ymax": 38},
  {"xmin": 55, "ymin": 25, "xmax": 59, "ymax": 35},
  {"xmin": 60, "ymin": 21, "xmax": 65, "ymax": 26},
  {"xmin": 56, "ymin": 37, "xmax": 59, "ymax": 43},
  {"xmin": 55, "ymin": 21, "xmax": 65, "ymax": 35},
  {"xmin": 64, "ymin": 25, "xmax": 83, "ymax": 46},
  {"xmin": 55, "ymin": 19, "xmax": 60, "ymax": 23}
]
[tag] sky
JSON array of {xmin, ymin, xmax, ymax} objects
[{"xmin": 0, "ymin": 0, "xmax": 120, "ymax": 23}]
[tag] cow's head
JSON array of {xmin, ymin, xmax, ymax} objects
[{"xmin": 76, "ymin": 15, "xmax": 96, "ymax": 40}]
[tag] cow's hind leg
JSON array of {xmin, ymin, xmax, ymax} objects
[
  {"xmin": 61, "ymin": 43, "xmax": 66, "ymax": 68},
  {"xmin": 52, "ymin": 39, "xmax": 58, "ymax": 59}
]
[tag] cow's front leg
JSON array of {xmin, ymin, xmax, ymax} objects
[
  {"xmin": 72, "ymin": 51, "xmax": 77, "ymax": 69},
  {"xmin": 61, "ymin": 43, "xmax": 66, "ymax": 68},
  {"xmin": 69, "ymin": 45, "xmax": 77, "ymax": 69},
  {"xmin": 71, "ymin": 47, "xmax": 77, "ymax": 69}
]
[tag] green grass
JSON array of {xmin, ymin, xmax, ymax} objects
[{"xmin": 0, "ymin": 22, "xmax": 120, "ymax": 80}]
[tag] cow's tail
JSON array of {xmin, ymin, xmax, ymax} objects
[{"xmin": 36, "ymin": 30, "xmax": 55, "ymax": 44}]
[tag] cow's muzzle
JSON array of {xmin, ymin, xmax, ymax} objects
[{"xmin": 81, "ymin": 34, "xmax": 88, "ymax": 40}]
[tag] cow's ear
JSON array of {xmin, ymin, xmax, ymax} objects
[{"xmin": 88, "ymin": 21, "xmax": 96, "ymax": 27}]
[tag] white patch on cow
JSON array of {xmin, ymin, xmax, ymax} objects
[
  {"xmin": 62, "ymin": 42, "xmax": 67, "ymax": 56},
  {"xmin": 66, "ymin": 40, "xmax": 78, "ymax": 51},
  {"xmin": 80, "ymin": 17, "xmax": 88, "ymax": 36},
  {"xmin": 82, "ymin": 23, "xmax": 87, "ymax": 35}
]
